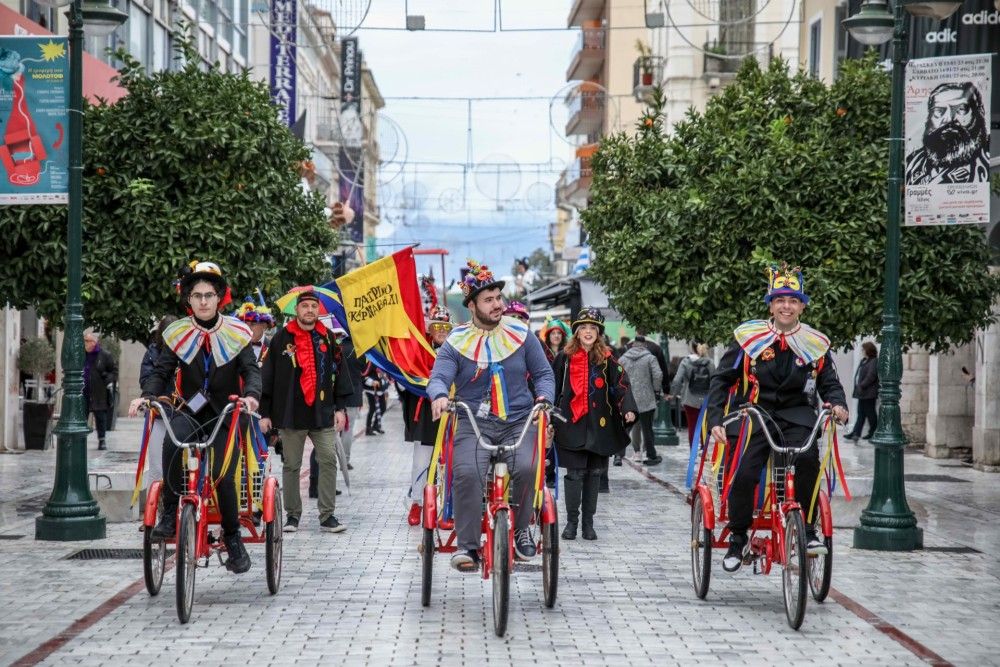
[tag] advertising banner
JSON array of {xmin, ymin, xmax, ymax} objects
[
  {"xmin": 904, "ymin": 54, "xmax": 992, "ymax": 225},
  {"xmin": 269, "ymin": 0, "xmax": 296, "ymax": 127},
  {"xmin": 339, "ymin": 37, "xmax": 364, "ymax": 244},
  {"xmin": 0, "ymin": 36, "xmax": 68, "ymax": 205}
]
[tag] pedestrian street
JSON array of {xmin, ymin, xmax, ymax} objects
[{"xmin": 1, "ymin": 399, "xmax": 997, "ymax": 666}]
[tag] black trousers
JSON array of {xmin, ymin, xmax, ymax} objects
[
  {"xmin": 84, "ymin": 396, "xmax": 108, "ymax": 440},
  {"xmin": 160, "ymin": 409, "xmax": 241, "ymax": 535},
  {"xmin": 365, "ymin": 393, "xmax": 382, "ymax": 432},
  {"xmin": 636, "ymin": 409, "xmax": 656, "ymax": 458},
  {"xmin": 726, "ymin": 422, "xmax": 819, "ymax": 533},
  {"xmin": 849, "ymin": 398, "xmax": 877, "ymax": 438}
]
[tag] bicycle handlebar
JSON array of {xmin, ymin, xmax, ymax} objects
[
  {"xmin": 720, "ymin": 403, "xmax": 832, "ymax": 455},
  {"xmin": 140, "ymin": 398, "xmax": 258, "ymax": 450},
  {"xmin": 448, "ymin": 400, "xmax": 563, "ymax": 452}
]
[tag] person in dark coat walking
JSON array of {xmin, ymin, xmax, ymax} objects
[
  {"xmin": 845, "ymin": 341, "xmax": 879, "ymax": 441},
  {"xmin": 139, "ymin": 315, "xmax": 178, "ymax": 480},
  {"xmin": 259, "ymin": 291, "xmax": 355, "ymax": 534},
  {"xmin": 83, "ymin": 331, "xmax": 118, "ymax": 451},
  {"xmin": 552, "ymin": 307, "xmax": 637, "ymax": 541}
]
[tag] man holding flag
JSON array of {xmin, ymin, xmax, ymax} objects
[
  {"xmin": 259, "ymin": 291, "xmax": 355, "ymax": 534},
  {"xmin": 427, "ymin": 260, "xmax": 555, "ymax": 573}
]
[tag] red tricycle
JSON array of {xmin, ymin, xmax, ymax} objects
[
  {"xmin": 689, "ymin": 404, "xmax": 844, "ymax": 630},
  {"xmin": 138, "ymin": 397, "xmax": 283, "ymax": 623},
  {"xmin": 419, "ymin": 400, "xmax": 561, "ymax": 637}
]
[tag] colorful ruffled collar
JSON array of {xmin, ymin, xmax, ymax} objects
[
  {"xmin": 733, "ymin": 319, "xmax": 830, "ymax": 364},
  {"xmin": 163, "ymin": 315, "xmax": 253, "ymax": 367},
  {"xmin": 446, "ymin": 316, "xmax": 528, "ymax": 366}
]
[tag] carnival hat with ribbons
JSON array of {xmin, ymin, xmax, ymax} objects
[
  {"xmin": 765, "ymin": 263, "xmax": 810, "ymax": 305},
  {"xmin": 235, "ymin": 290, "xmax": 275, "ymax": 325},
  {"xmin": 503, "ymin": 300, "xmax": 530, "ymax": 323}
]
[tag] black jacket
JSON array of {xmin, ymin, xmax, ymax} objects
[
  {"xmin": 142, "ymin": 343, "xmax": 261, "ymax": 415},
  {"xmin": 707, "ymin": 341, "xmax": 847, "ymax": 432},
  {"xmin": 552, "ymin": 350, "xmax": 638, "ymax": 456},
  {"xmin": 853, "ymin": 356, "xmax": 879, "ymax": 400},
  {"xmin": 260, "ymin": 325, "xmax": 355, "ymax": 430},
  {"xmin": 85, "ymin": 348, "xmax": 118, "ymax": 411}
]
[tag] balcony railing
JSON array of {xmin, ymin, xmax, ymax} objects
[
  {"xmin": 702, "ymin": 41, "xmax": 773, "ymax": 78},
  {"xmin": 565, "ymin": 89, "xmax": 605, "ymax": 136},
  {"xmin": 566, "ymin": 27, "xmax": 606, "ymax": 81},
  {"xmin": 558, "ymin": 155, "xmax": 594, "ymax": 208}
]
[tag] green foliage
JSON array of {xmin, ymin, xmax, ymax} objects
[
  {"xmin": 0, "ymin": 37, "xmax": 335, "ymax": 342},
  {"xmin": 17, "ymin": 337, "xmax": 55, "ymax": 378},
  {"xmin": 583, "ymin": 54, "xmax": 1000, "ymax": 353}
]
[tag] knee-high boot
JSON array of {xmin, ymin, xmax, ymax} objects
[
  {"xmin": 561, "ymin": 470, "xmax": 584, "ymax": 540},
  {"xmin": 581, "ymin": 469, "xmax": 601, "ymax": 540}
]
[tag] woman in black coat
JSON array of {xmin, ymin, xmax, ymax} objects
[
  {"xmin": 846, "ymin": 341, "xmax": 879, "ymax": 441},
  {"xmin": 552, "ymin": 307, "xmax": 637, "ymax": 541}
]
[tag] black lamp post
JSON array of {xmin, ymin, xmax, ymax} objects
[
  {"xmin": 33, "ymin": 0, "xmax": 127, "ymax": 541},
  {"xmin": 842, "ymin": 0, "xmax": 963, "ymax": 551}
]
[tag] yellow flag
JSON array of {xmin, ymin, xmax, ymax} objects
[{"xmin": 335, "ymin": 253, "xmax": 410, "ymax": 355}]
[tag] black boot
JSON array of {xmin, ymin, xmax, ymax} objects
[
  {"xmin": 150, "ymin": 505, "xmax": 177, "ymax": 540},
  {"xmin": 581, "ymin": 470, "xmax": 601, "ymax": 540},
  {"xmin": 223, "ymin": 531, "xmax": 251, "ymax": 574},
  {"xmin": 97, "ymin": 439, "xmax": 107, "ymax": 451},
  {"xmin": 598, "ymin": 467, "xmax": 610, "ymax": 493},
  {"xmin": 308, "ymin": 477, "xmax": 318, "ymax": 499},
  {"xmin": 561, "ymin": 471, "xmax": 583, "ymax": 540}
]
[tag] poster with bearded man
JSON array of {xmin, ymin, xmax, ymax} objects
[{"xmin": 904, "ymin": 54, "xmax": 992, "ymax": 226}]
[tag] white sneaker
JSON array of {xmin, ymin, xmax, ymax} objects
[{"xmin": 806, "ymin": 536, "xmax": 828, "ymax": 556}]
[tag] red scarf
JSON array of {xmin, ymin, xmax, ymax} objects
[
  {"xmin": 287, "ymin": 319, "xmax": 328, "ymax": 406},
  {"xmin": 569, "ymin": 348, "xmax": 589, "ymax": 423}
]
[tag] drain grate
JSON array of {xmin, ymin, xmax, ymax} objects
[
  {"xmin": 923, "ymin": 546, "xmax": 982, "ymax": 554},
  {"xmin": 903, "ymin": 474, "xmax": 968, "ymax": 483},
  {"xmin": 65, "ymin": 548, "xmax": 172, "ymax": 560},
  {"xmin": 515, "ymin": 563, "xmax": 544, "ymax": 573},
  {"xmin": 0, "ymin": 534, "xmax": 25, "ymax": 540}
]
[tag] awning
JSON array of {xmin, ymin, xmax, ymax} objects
[{"xmin": 0, "ymin": 4, "xmax": 126, "ymax": 104}]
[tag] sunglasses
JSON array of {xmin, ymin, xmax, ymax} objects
[{"xmin": 429, "ymin": 323, "xmax": 452, "ymax": 333}]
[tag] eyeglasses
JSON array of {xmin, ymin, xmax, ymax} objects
[
  {"xmin": 189, "ymin": 292, "xmax": 218, "ymax": 302},
  {"xmin": 429, "ymin": 323, "xmax": 452, "ymax": 333}
]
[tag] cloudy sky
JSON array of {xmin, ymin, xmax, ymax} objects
[{"xmin": 352, "ymin": 0, "xmax": 579, "ymax": 285}]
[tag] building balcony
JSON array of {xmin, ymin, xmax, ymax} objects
[
  {"xmin": 567, "ymin": 0, "xmax": 605, "ymax": 27},
  {"xmin": 565, "ymin": 87, "xmax": 605, "ymax": 137},
  {"xmin": 558, "ymin": 148, "xmax": 596, "ymax": 209},
  {"xmin": 702, "ymin": 41, "xmax": 773, "ymax": 81},
  {"xmin": 566, "ymin": 28, "xmax": 605, "ymax": 82},
  {"xmin": 632, "ymin": 55, "xmax": 664, "ymax": 103}
]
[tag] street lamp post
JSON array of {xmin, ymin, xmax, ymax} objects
[
  {"xmin": 34, "ymin": 0, "xmax": 127, "ymax": 541},
  {"xmin": 843, "ymin": 0, "xmax": 963, "ymax": 551}
]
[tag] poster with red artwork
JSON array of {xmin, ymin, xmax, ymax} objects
[{"xmin": 0, "ymin": 35, "xmax": 68, "ymax": 205}]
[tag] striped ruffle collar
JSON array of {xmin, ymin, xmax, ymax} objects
[
  {"xmin": 446, "ymin": 316, "xmax": 528, "ymax": 365},
  {"xmin": 163, "ymin": 316, "xmax": 253, "ymax": 367},
  {"xmin": 733, "ymin": 319, "xmax": 830, "ymax": 365}
]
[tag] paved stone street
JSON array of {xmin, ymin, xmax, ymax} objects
[{"xmin": 1, "ymin": 400, "xmax": 997, "ymax": 666}]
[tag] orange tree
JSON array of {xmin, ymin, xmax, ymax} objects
[
  {"xmin": 583, "ymin": 53, "xmax": 1000, "ymax": 352},
  {"xmin": 0, "ymin": 41, "xmax": 334, "ymax": 341}
]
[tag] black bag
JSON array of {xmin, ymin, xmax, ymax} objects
[{"xmin": 687, "ymin": 360, "xmax": 711, "ymax": 393}]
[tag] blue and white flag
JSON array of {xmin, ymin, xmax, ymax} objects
[{"xmin": 572, "ymin": 244, "xmax": 591, "ymax": 274}]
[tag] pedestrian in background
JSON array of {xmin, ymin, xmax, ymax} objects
[
  {"xmin": 670, "ymin": 343, "xmax": 715, "ymax": 447},
  {"xmin": 552, "ymin": 307, "xmax": 637, "ymax": 540},
  {"xmin": 259, "ymin": 290, "xmax": 354, "ymax": 534},
  {"xmin": 83, "ymin": 330, "xmax": 117, "ymax": 451},
  {"xmin": 845, "ymin": 341, "xmax": 879, "ymax": 441},
  {"xmin": 139, "ymin": 315, "xmax": 178, "ymax": 479},
  {"xmin": 619, "ymin": 340, "xmax": 663, "ymax": 466},
  {"xmin": 363, "ymin": 361, "xmax": 388, "ymax": 435}
]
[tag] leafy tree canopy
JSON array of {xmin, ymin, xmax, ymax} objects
[
  {"xmin": 583, "ymin": 53, "xmax": 1000, "ymax": 353},
  {"xmin": 0, "ymin": 38, "xmax": 335, "ymax": 341}
]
